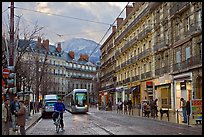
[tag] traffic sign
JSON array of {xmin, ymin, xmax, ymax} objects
[{"xmin": 3, "ymin": 68, "xmax": 10, "ymax": 78}]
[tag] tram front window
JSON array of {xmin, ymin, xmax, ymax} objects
[{"xmin": 75, "ymin": 92, "xmax": 87, "ymax": 107}]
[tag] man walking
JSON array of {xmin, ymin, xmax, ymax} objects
[
  {"xmin": 2, "ymin": 99, "xmax": 10, "ymax": 135},
  {"xmin": 180, "ymin": 98, "xmax": 187, "ymax": 123},
  {"xmin": 10, "ymin": 96, "xmax": 20, "ymax": 131}
]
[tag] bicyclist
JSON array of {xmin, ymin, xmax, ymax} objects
[{"xmin": 53, "ymin": 97, "xmax": 65, "ymax": 131}]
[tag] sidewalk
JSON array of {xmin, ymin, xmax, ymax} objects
[
  {"xmin": 93, "ymin": 106, "xmax": 202, "ymax": 128},
  {"xmin": 9, "ymin": 110, "xmax": 42, "ymax": 135}
]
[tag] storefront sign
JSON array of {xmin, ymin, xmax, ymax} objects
[
  {"xmin": 191, "ymin": 99, "xmax": 202, "ymax": 122},
  {"xmin": 146, "ymin": 81, "xmax": 153, "ymax": 94}
]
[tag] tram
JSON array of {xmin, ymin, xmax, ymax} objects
[{"xmin": 64, "ymin": 89, "xmax": 89, "ymax": 113}]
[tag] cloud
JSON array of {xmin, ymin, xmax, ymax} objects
[{"xmin": 2, "ymin": 2, "xmax": 128, "ymax": 44}]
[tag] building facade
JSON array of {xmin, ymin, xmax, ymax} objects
[
  {"xmin": 100, "ymin": 2, "xmax": 202, "ymax": 112},
  {"xmin": 19, "ymin": 38, "xmax": 97, "ymax": 102}
]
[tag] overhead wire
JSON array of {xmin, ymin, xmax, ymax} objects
[
  {"xmin": 88, "ymin": 2, "xmax": 130, "ymax": 59},
  {"xmin": 15, "ymin": 6, "xmax": 112, "ymax": 26},
  {"xmin": 14, "ymin": 15, "xmax": 108, "ymax": 44}
]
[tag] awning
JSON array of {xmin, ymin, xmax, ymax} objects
[
  {"xmin": 125, "ymin": 88, "xmax": 132, "ymax": 94},
  {"xmin": 132, "ymin": 85, "xmax": 140, "ymax": 92}
]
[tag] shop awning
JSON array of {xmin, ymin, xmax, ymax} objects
[{"xmin": 132, "ymin": 85, "xmax": 140, "ymax": 92}]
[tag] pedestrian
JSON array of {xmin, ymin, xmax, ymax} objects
[
  {"xmin": 10, "ymin": 96, "xmax": 20, "ymax": 131},
  {"xmin": 180, "ymin": 98, "xmax": 187, "ymax": 123},
  {"xmin": 127, "ymin": 99, "xmax": 132, "ymax": 115},
  {"xmin": 143, "ymin": 102, "xmax": 150, "ymax": 117},
  {"xmin": 15, "ymin": 100, "xmax": 27, "ymax": 135},
  {"xmin": 123, "ymin": 100, "xmax": 128, "ymax": 114},
  {"xmin": 150, "ymin": 99, "xmax": 158, "ymax": 117},
  {"xmin": 2, "ymin": 98, "xmax": 10, "ymax": 135},
  {"xmin": 108, "ymin": 99, "xmax": 112, "ymax": 111},
  {"xmin": 30, "ymin": 101, "xmax": 33, "ymax": 113}
]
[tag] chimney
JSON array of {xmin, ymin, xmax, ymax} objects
[
  {"xmin": 79, "ymin": 54, "xmax": 89, "ymax": 62},
  {"xmin": 112, "ymin": 25, "xmax": 116, "ymax": 33},
  {"xmin": 116, "ymin": 18, "xmax": 123, "ymax": 28},
  {"xmin": 126, "ymin": 5, "xmax": 133, "ymax": 17},
  {"xmin": 68, "ymin": 51, "xmax": 75, "ymax": 59},
  {"xmin": 56, "ymin": 42, "xmax": 61, "ymax": 52},
  {"xmin": 43, "ymin": 39, "xmax": 49, "ymax": 50},
  {"xmin": 37, "ymin": 37, "xmax": 41, "ymax": 48},
  {"xmin": 83, "ymin": 54, "xmax": 89, "ymax": 62}
]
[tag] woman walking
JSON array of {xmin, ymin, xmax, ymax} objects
[{"xmin": 15, "ymin": 100, "xmax": 27, "ymax": 135}]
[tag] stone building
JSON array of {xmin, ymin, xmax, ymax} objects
[{"xmin": 100, "ymin": 2, "xmax": 202, "ymax": 111}]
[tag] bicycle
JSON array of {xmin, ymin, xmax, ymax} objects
[{"xmin": 55, "ymin": 112, "xmax": 62, "ymax": 133}]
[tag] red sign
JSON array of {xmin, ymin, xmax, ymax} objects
[
  {"xmin": 146, "ymin": 81, "xmax": 153, "ymax": 86},
  {"xmin": 192, "ymin": 100, "xmax": 202, "ymax": 106},
  {"xmin": 3, "ymin": 68, "xmax": 10, "ymax": 78}
]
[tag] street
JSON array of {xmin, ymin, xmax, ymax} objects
[{"xmin": 26, "ymin": 108, "xmax": 202, "ymax": 135}]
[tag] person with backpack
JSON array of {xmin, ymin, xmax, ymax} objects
[{"xmin": 52, "ymin": 97, "xmax": 66, "ymax": 132}]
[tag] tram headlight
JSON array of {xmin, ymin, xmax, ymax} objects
[{"xmin": 85, "ymin": 105, "xmax": 87, "ymax": 108}]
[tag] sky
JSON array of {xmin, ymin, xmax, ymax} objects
[{"xmin": 2, "ymin": 2, "xmax": 133, "ymax": 45}]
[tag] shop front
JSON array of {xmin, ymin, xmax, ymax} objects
[
  {"xmin": 132, "ymin": 85, "xmax": 141, "ymax": 107},
  {"xmin": 154, "ymin": 74, "xmax": 173, "ymax": 110},
  {"xmin": 173, "ymin": 72, "xmax": 193, "ymax": 111}
]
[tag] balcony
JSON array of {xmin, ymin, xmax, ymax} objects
[
  {"xmin": 170, "ymin": 2, "xmax": 190, "ymax": 17},
  {"xmin": 121, "ymin": 62, "xmax": 127, "ymax": 68},
  {"xmin": 149, "ymin": 2, "xmax": 161, "ymax": 11},
  {"xmin": 153, "ymin": 40, "xmax": 169, "ymax": 53},
  {"xmin": 124, "ymin": 78, "xmax": 131, "ymax": 84},
  {"xmin": 116, "ymin": 65, "xmax": 121, "ymax": 71},
  {"xmin": 141, "ymin": 71, "xmax": 152, "ymax": 80},
  {"xmin": 173, "ymin": 55, "xmax": 202, "ymax": 72},
  {"xmin": 185, "ymin": 22, "xmax": 202, "ymax": 37},
  {"xmin": 132, "ymin": 75, "xmax": 140, "ymax": 82},
  {"xmin": 137, "ymin": 26, "xmax": 152, "ymax": 41},
  {"xmin": 115, "ymin": 6, "xmax": 149, "ymax": 45},
  {"xmin": 155, "ymin": 65, "xmax": 170, "ymax": 76},
  {"xmin": 138, "ymin": 48, "xmax": 152, "ymax": 60},
  {"xmin": 115, "ymin": 50, "xmax": 121, "ymax": 57}
]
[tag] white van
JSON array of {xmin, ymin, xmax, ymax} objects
[
  {"xmin": 44, "ymin": 94, "xmax": 58, "ymax": 102},
  {"xmin": 42, "ymin": 94, "xmax": 58, "ymax": 118}
]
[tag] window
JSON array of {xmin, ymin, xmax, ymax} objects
[
  {"xmin": 144, "ymin": 64, "xmax": 146, "ymax": 73},
  {"xmin": 149, "ymin": 62, "xmax": 151, "ymax": 71},
  {"xmin": 185, "ymin": 47, "xmax": 191, "ymax": 60},
  {"xmin": 149, "ymin": 41, "xmax": 151, "ymax": 48},
  {"xmin": 186, "ymin": 17, "xmax": 190, "ymax": 31},
  {"xmin": 143, "ymin": 44, "xmax": 146, "ymax": 51},
  {"xmin": 197, "ymin": 10, "xmax": 202, "ymax": 29},
  {"xmin": 176, "ymin": 51, "xmax": 181, "ymax": 63}
]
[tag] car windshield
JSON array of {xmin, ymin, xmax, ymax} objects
[{"xmin": 46, "ymin": 102, "xmax": 56, "ymax": 106}]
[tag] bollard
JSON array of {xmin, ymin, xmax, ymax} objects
[{"xmin": 176, "ymin": 109, "xmax": 179, "ymax": 123}]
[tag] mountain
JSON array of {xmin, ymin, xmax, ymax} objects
[{"xmin": 61, "ymin": 38, "xmax": 101, "ymax": 64}]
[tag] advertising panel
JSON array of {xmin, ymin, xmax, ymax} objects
[{"xmin": 191, "ymin": 99, "xmax": 202, "ymax": 124}]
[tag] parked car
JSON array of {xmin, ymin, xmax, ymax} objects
[{"xmin": 41, "ymin": 100, "xmax": 57, "ymax": 118}]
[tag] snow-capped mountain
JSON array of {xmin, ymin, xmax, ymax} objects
[{"xmin": 61, "ymin": 38, "xmax": 101, "ymax": 64}]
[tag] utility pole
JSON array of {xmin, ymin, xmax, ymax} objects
[
  {"xmin": 9, "ymin": 2, "xmax": 14, "ymax": 66},
  {"xmin": 8, "ymin": 2, "xmax": 16, "ymax": 101}
]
